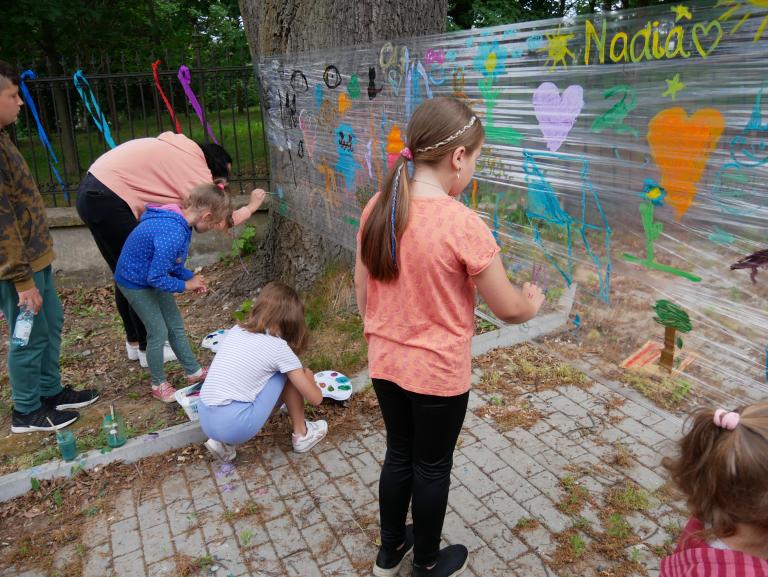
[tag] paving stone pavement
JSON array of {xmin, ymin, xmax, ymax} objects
[{"xmin": 3, "ymin": 369, "xmax": 688, "ymax": 577}]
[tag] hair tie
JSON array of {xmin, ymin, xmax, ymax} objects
[
  {"xmin": 216, "ymin": 182, "xmax": 226, "ymax": 191},
  {"xmin": 714, "ymin": 409, "xmax": 740, "ymax": 430},
  {"xmin": 400, "ymin": 147, "xmax": 413, "ymax": 161}
]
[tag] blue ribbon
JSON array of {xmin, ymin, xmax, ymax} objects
[
  {"xmin": 73, "ymin": 70, "xmax": 116, "ymax": 149},
  {"xmin": 19, "ymin": 70, "xmax": 68, "ymax": 201},
  {"xmin": 390, "ymin": 163, "xmax": 403, "ymax": 266}
]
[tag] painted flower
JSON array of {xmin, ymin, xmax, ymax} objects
[
  {"xmin": 643, "ymin": 179, "xmax": 666, "ymax": 206},
  {"xmin": 473, "ymin": 35, "xmax": 507, "ymax": 79}
]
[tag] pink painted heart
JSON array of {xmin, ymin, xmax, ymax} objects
[{"xmin": 533, "ymin": 82, "xmax": 584, "ymax": 152}]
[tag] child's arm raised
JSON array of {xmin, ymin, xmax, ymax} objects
[
  {"xmin": 473, "ymin": 254, "xmax": 545, "ymax": 324},
  {"xmin": 285, "ymin": 367, "xmax": 323, "ymax": 406}
]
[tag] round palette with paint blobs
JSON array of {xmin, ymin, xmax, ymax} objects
[
  {"xmin": 314, "ymin": 370, "xmax": 353, "ymax": 401},
  {"xmin": 201, "ymin": 329, "xmax": 228, "ymax": 353}
]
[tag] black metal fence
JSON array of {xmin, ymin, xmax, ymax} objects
[{"xmin": 12, "ymin": 49, "xmax": 269, "ymax": 206}]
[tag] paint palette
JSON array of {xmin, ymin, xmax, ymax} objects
[
  {"xmin": 201, "ymin": 329, "xmax": 228, "ymax": 353},
  {"xmin": 315, "ymin": 370, "xmax": 353, "ymax": 401}
]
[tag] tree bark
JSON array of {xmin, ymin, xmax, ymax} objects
[{"xmin": 239, "ymin": 0, "xmax": 448, "ymax": 291}]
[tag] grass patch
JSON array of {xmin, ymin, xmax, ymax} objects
[
  {"xmin": 609, "ymin": 442, "xmax": 634, "ymax": 468},
  {"xmin": 475, "ymin": 344, "xmax": 591, "ymax": 396},
  {"xmin": 174, "ymin": 553, "xmax": 215, "ymax": 577},
  {"xmin": 606, "ymin": 483, "xmax": 650, "ymax": 513},
  {"xmin": 551, "ymin": 529, "xmax": 588, "ymax": 567},
  {"xmin": 475, "ymin": 400, "xmax": 542, "ymax": 432},
  {"xmin": 222, "ymin": 501, "xmax": 264, "ymax": 523},
  {"xmin": 557, "ymin": 475, "xmax": 590, "ymax": 516},
  {"xmin": 619, "ymin": 370, "xmax": 692, "ymax": 410},
  {"xmin": 300, "ymin": 264, "xmax": 367, "ymax": 376},
  {"xmin": 515, "ymin": 517, "xmax": 539, "ymax": 531}
]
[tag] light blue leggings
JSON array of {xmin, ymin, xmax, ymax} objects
[{"xmin": 197, "ymin": 372, "xmax": 286, "ymax": 445}]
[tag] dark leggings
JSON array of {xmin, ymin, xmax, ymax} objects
[
  {"xmin": 373, "ymin": 378, "xmax": 469, "ymax": 567},
  {"xmin": 76, "ymin": 173, "xmax": 147, "ymax": 349}
]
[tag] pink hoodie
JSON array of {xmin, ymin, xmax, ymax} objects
[{"xmin": 88, "ymin": 132, "xmax": 212, "ymax": 219}]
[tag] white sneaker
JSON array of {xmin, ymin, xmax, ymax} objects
[
  {"xmin": 292, "ymin": 420, "xmax": 328, "ymax": 453},
  {"xmin": 138, "ymin": 343, "xmax": 178, "ymax": 368},
  {"xmin": 126, "ymin": 342, "xmax": 140, "ymax": 361},
  {"xmin": 204, "ymin": 439, "xmax": 237, "ymax": 462}
]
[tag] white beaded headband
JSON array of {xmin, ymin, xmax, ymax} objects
[{"xmin": 414, "ymin": 116, "xmax": 478, "ymax": 154}]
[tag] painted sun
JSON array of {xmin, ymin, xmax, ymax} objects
[
  {"xmin": 717, "ymin": 0, "xmax": 768, "ymax": 42},
  {"xmin": 540, "ymin": 27, "xmax": 576, "ymax": 70}
]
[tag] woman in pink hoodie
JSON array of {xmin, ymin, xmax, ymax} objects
[{"xmin": 76, "ymin": 132, "xmax": 266, "ymax": 365}]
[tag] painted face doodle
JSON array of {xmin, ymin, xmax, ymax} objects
[
  {"xmin": 335, "ymin": 123, "xmax": 362, "ymax": 192},
  {"xmin": 290, "ymin": 70, "xmax": 308, "ymax": 93},
  {"xmin": 324, "ymin": 65, "xmax": 342, "ymax": 89}
]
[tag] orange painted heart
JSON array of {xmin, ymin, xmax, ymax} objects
[{"xmin": 647, "ymin": 107, "xmax": 725, "ymax": 219}]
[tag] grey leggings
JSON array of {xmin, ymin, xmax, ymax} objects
[{"xmin": 117, "ymin": 285, "xmax": 200, "ymax": 385}]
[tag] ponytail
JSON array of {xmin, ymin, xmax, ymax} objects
[{"xmin": 360, "ymin": 153, "xmax": 412, "ymax": 282}]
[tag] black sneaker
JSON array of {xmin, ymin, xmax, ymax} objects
[
  {"xmin": 373, "ymin": 524, "xmax": 415, "ymax": 577},
  {"xmin": 41, "ymin": 385, "xmax": 99, "ymax": 410},
  {"xmin": 11, "ymin": 406, "xmax": 79, "ymax": 433},
  {"xmin": 412, "ymin": 544, "xmax": 469, "ymax": 577}
]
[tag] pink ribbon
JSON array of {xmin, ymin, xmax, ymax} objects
[{"xmin": 177, "ymin": 65, "xmax": 218, "ymax": 144}]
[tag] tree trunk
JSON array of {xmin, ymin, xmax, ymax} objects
[
  {"xmin": 239, "ymin": 0, "xmax": 448, "ymax": 291},
  {"xmin": 659, "ymin": 326, "xmax": 676, "ymax": 373}
]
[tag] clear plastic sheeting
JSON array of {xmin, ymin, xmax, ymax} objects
[{"xmin": 256, "ymin": 0, "xmax": 768, "ymax": 408}]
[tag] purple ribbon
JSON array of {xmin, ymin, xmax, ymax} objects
[{"xmin": 177, "ymin": 65, "xmax": 218, "ymax": 144}]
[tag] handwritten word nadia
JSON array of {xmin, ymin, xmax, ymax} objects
[{"xmin": 584, "ymin": 18, "xmax": 724, "ymax": 65}]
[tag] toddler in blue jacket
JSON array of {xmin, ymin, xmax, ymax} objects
[{"xmin": 115, "ymin": 181, "xmax": 233, "ymax": 402}]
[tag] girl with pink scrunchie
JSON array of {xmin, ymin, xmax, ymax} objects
[{"xmin": 660, "ymin": 403, "xmax": 768, "ymax": 576}]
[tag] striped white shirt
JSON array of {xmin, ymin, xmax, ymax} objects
[{"xmin": 200, "ymin": 325, "xmax": 303, "ymax": 406}]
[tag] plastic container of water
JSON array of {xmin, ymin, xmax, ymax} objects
[
  {"xmin": 56, "ymin": 430, "xmax": 77, "ymax": 461},
  {"xmin": 11, "ymin": 307, "xmax": 34, "ymax": 347}
]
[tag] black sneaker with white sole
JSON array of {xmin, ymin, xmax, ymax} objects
[
  {"xmin": 373, "ymin": 524, "xmax": 415, "ymax": 577},
  {"xmin": 41, "ymin": 385, "xmax": 99, "ymax": 410},
  {"xmin": 11, "ymin": 406, "xmax": 79, "ymax": 433},
  {"xmin": 412, "ymin": 544, "xmax": 469, "ymax": 577}
]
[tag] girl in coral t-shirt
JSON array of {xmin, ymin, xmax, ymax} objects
[{"xmin": 356, "ymin": 97, "xmax": 545, "ymax": 577}]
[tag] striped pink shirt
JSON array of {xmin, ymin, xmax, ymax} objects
[{"xmin": 661, "ymin": 518, "xmax": 768, "ymax": 577}]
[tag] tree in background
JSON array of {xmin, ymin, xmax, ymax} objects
[
  {"xmin": 238, "ymin": 0, "xmax": 448, "ymax": 291},
  {"xmin": 0, "ymin": 0, "xmax": 245, "ymax": 177}
]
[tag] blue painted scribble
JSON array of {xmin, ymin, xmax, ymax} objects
[
  {"xmin": 335, "ymin": 123, "xmax": 362, "ymax": 192},
  {"xmin": 712, "ymin": 85, "xmax": 768, "ymax": 216},
  {"xmin": 523, "ymin": 150, "xmax": 613, "ymax": 303}
]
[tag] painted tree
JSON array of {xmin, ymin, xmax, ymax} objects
[
  {"xmin": 238, "ymin": 0, "xmax": 448, "ymax": 290},
  {"xmin": 653, "ymin": 299, "xmax": 692, "ymax": 372}
]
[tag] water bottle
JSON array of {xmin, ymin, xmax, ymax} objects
[{"xmin": 11, "ymin": 307, "xmax": 34, "ymax": 347}]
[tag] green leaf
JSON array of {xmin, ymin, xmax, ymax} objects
[{"xmin": 30, "ymin": 477, "xmax": 40, "ymax": 492}]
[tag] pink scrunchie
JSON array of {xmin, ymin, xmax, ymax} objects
[
  {"xmin": 713, "ymin": 409, "xmax": 740, "ymax": 430},
  {"xmin": 400, "ymin": 147, "xmax": 413, "ymax": 160}
]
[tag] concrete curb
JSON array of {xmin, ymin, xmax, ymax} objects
[
  {"xmin": 0, "ymin": 288, "xmax": 573, "ymax": 504},
  {"xmin": 0, "ymin": 420, "xmax": 208, "ymax": 503}
]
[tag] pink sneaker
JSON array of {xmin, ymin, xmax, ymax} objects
[
  {"xmin": 152, "ymin": 382, "xmax": 177, "ymax": 403},
  {"xmin": 186, "ymin": 367, "xmax": 208, "ymax": 386}
]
